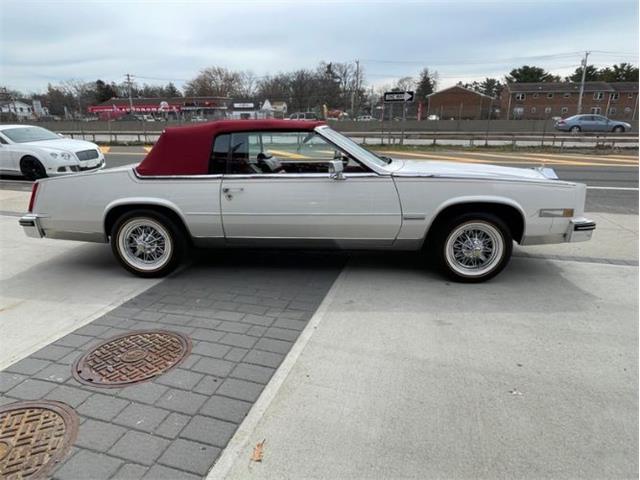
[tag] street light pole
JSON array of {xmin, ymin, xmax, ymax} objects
[
  {"xmin": 125, "ymin": 73, "xmax": 134, "ymax": 113},
  {"xmin": 577, "ymin": 51, "xmax": 590, "ymax": 115}
]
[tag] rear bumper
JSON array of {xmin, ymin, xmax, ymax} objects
[
  {"xmin": 566, "ymin": 218, "xmax": 596, "ymax": 243},
  {"xmin": 19, "ymin": 214, "xmax": 44, "ymax": 238}
]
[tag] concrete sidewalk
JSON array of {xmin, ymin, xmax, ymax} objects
[
  {"xmin": 213, "ymin": 214, "xmax": 638, "ymax": 480},
  {"xmin": 216, "ymin": 255, "xmax": 638, "ymax": 480}
]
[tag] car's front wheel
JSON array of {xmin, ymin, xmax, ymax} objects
[
  {"xmin": 20, "ymin": 156, "xmax": 47, "ymax": 180},
  {"xmin": 432, "ymin": 213, "xmax": 513, "ymax": 283},
  {"xmin": 613, "ymin": 125, "xmax": 625, "ymax": 133},
  {"xmin": 570, "ymin": 126, "xmax": 581, "ymax": 133},
  {"xmin": 111, "ymin": 210, "xmax": 186, "ymax": 278}
]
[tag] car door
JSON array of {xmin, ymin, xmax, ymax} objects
[
  {"xmin": 219, "ymin": 130, "xmax": 402, "ymax": 247},
  {"xmin": 0, "ymin": 133, "xmax": 19, "ymax": 173},
  {"xmin": 593, "ymin": 115, "xmax": 609, "ymax": 132}
]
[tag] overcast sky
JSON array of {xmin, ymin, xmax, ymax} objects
[{"xmin": 1, "ymin": 0, "xmax": 638, "ymax": 93}]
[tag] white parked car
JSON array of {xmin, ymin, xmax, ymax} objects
[
  {"xmin": 0, "ymin": 125, "xmax": 105, "ymax": 180},
  {"xmin": 20, "ymin": 120, "xmax": 595, "ymax": 282}
]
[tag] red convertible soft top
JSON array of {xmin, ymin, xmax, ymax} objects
[{"xmin": 136, "ymin": 119, "xmax": 325, "ymax": 176}]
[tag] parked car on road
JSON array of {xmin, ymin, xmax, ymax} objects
[
  {"xmin": 21, "ymin": 120, "xmax": 595, "ymax": 282},
  {"xmin": 555, "ymin": 114, "xmax": 631, "ymax": 133},
  {"xmin": 288, "ymin": 112, "xmax": 318, "ymax": 120},
  {"xmin": 0, "ymin": 125, "xmax": 105, "ymax": 180}
]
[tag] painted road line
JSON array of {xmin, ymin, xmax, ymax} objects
[
  {"xmin": 387, "ymin": 150, "xmax": 638, "ymax": 168},
  {"xmin": 523, "ymin": 152, "xmax": 639, "ymax": 165},
  {"xmin": 450, "ymin": 150, "xmax": 620, "ymax": 166},
  {"xmin": 103, "ymin": 151, "xmax": 146, "ymax": 156},
  {"xmin": 268, "ymin": 149, "xmax": 308, "ymax": 159},
  {"xmin": 381, "ymin": 151, "xmax": 571, "ymax": 166},
  {"xmin": 99, "ymin": 146, "xmax": 110, "ymax": 154},
  {"xmin": 144, "ymin": 146, "xmax": 153, "ymax": 153},
  {"xmin": 586, "ymin": 186, "xmax": 639, "ymax": 191}
]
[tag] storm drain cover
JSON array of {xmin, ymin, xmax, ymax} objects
[
  {"xmin": 72, "ymin": 330, "xmax": 191, "ymax": 387},
  {"xmin": 0, "ymin": 400, "xmax": 78, "ymax": 479}
]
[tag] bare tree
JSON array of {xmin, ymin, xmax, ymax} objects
[{"xmin": 184, "ymin": 67, "xmax": 244, "ymax": 97}]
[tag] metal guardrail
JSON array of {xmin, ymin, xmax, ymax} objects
[{"xmin": 60, "ymin": 130, "xmax": 639, "ymax": 150}]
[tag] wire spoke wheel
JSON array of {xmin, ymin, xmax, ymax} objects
[
  {"xmin": 117, "ymin": 218, "xmax": 173, "ymax": 272},
  {"xmin": 445, "ymin": 221, "xmax": 504, "ymax": 278}
]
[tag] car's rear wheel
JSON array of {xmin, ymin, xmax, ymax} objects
[
  {"xmin": 570, "ymin": 126, "xmax": 581, "ymax": 133},
  {"xmin": 613, "ymin": 125, "xmax": 625, "ymax": 133},
  {"xmin": 432, "ymin": 213, "xmax": 512, "ymax": 283},
  {"xmin": 110, "ymin": 210, "xmax": 186, "ymax": 278},
  {"xmin": 20, "ymin": 156, "xmax": 47, "ymax": 180}
]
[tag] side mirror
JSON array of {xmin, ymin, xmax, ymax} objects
[{"xmin": 329, "ymin": 159, "xmax": 345, "ymax": 181}]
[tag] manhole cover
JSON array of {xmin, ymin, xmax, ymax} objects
[
  {"xmin": 72, "ymin": 330, "xmax": 191, "ymax": 387},
  {"xmin": 0, "ymin": 400, "xmax": 78, "ymax": 480}
]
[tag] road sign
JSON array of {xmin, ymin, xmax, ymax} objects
[{"xmin": 384, "ymin": 91, "xmax": 414, "ymax": 103}]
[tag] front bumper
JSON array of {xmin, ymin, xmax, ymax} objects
[
  {"xmin": 19, "ymin": 214, "xmax": 44, "ymax": 238},
  {"xmin": 566, "ymin": 218, "xmax": 596, "ymax": 242},
  {"xmin": 52, "ymin": 158, "xmax": 105, "ymax": 175}
]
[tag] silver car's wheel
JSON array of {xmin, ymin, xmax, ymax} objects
[
  {"xmin": 111, "ymin": 210, "xmax": 187, "ymax": 278},
  {"xmin": 117, "ymin": 218, "xmax": 173, "ymax": 273},
  {"xmin": 444, "ymin": 221, "xmax": 504, "ymax": 278},
  {"xmin": 430, "ymin": 212, "xmax": 513, "ymax": 282}
]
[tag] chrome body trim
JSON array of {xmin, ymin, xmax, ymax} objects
[
  {"xmin": 566, "ymin": 218, "xmax": 596, "ymax": 243},
  {"xmin": 19, "ymin": 214, "xmax": 44, "ymax": 238},
  {"xmin": 134, "ymin": 170, "xmax": 223, "ymax": 180}
]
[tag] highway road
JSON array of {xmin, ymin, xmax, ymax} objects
[{"xmin": 1, "ymin": 147, "xmax": 637, "ymax": 214}]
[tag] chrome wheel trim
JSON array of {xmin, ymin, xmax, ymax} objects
[
  {"xmin": 445, "ymin": 221, "xmax": 504, "ymax": 277},
  {"xmin": 117, "ymin": 218, "xmax": 173, "ymax": 272}
]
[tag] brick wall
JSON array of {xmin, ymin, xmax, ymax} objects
[
  {"xmin": 426, "ymin": 86, "xmax": 494, "ymax": 120},
  {"xmin": 500, "ymin": 86, "xmax": 639, "ymax": 120}
]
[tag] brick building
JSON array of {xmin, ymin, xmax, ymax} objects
[
  {"xmin": 500, "ymin": 82, "xmax": 639, "ymax": 120},
  {"xmin": 426, "ymin": 85, "xmax": 496, "ymax": 120}
]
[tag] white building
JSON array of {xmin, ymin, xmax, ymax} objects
[{"xmin": 0, "ymin": 100, "xmax": 34, "ymax": 120}]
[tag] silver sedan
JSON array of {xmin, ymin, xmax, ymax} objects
[{"xmin": 555, "ymin": 114, "xmax": 632, "ymax": 133}]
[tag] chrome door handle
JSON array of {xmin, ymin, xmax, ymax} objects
[{"xmin": 223, "ymin": 187, "xmax": 244, "ymax": 200}]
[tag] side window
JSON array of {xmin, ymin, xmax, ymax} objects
[
  {"xmin": 209, "ymin": 134, "xmax": 229, "ymax": 174},
  {"xmin": 225, "ymin": 131, "xmax": 370, "ymax": 175}
]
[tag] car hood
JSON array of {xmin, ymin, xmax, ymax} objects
[
  {"xmin": 392, "ymin": 159, "xmax": 562, "ymax": 183},
  {"xmin": 24, "ymin": 138, "xmax": 99, "ymax": 152}
]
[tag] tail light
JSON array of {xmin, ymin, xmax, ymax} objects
[{"xmin": 28, "ymin": 182, "xmax": 39, "ymax": 213}]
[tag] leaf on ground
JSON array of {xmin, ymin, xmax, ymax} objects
[{"xmin": 251, "ymin": 439, "xmax": 266, "ymax": 462}]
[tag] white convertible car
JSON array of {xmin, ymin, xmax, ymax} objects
[
  {"xmin": 0, "ymin": 125, "xmax": 105, "ymax": 179},
  {"xmin": 20, "ymin": 120, "xmax": 595, "ymax": 282}
]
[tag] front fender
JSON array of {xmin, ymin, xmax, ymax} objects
[{"xmin": 424, "ymin": 195, "xmax": 528, "ymax": 240}]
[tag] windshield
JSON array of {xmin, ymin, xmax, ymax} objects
[
  {"xmin": 317, "ymin": 127, "xmax": 389, "ymax": 168},
  {"xmin": 1, "ymin": 126, "xmax": 60, "ymax": 143}
]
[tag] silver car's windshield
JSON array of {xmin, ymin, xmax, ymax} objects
[
  {"xmin": 1, "ymin": 127, "xmax": 60, "ymax": 143},
  {"xmin": 318, "ymin": 127, "xmax": 389, "ymax": 167}
]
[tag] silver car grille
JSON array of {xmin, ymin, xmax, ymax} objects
[{"xmin": 76, "ymin": 149, "xmax": 99, "ymax": 161}]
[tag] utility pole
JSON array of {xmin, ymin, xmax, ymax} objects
[
  {"xmin": 125, "ymin": 73, "xmax": 134, "ymax": 113},
  {"xmin": 351, "ymin": 59, "xmax": 360, "ymax": 118},
  {"xmin": 577, "ymin": 51, "xmax": 590, "ymax": 115}
]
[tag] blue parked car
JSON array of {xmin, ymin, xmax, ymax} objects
[{"xmin": 555, "ymin": 114, "xmax": 631, "ymax": 133}]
